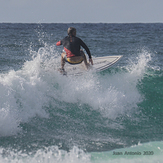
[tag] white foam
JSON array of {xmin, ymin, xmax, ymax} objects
[
  {"xmin": 0, "ymin": 45, "xmax": 57, "ymax": 136},
  {"xmin": 49, "ymin": 49, "xmax": 152, "ymax": 119},
  {"xmin": 0, "ymin": 146, "xmax": 91, "ymax": 163},
  {"xmin": 0, "ymin": 45, "xmax": 152, "ymax": 136},
  {"xmin": 0, "ymin": 142, "xmax": 163, "ymax": 163}
]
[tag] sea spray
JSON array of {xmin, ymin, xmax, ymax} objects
[
  {"xmin": 0, "ymin": 146, "xmax": 91, "ymax": 163},
  {"xmin": 0, "ymin": 43, "xmax": 153, "ymax": 139},
  {"xmin": 1, "ymin": 23, "xmax": 163, "ymax": 163}
]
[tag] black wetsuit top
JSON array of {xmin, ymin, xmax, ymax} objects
[{"xmin": 56, "ymin": 36, "xmax": 92, "ymax": 58}]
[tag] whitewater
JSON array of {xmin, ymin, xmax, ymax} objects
[{"xmin": 0, "ymin": 23, "xmax": 163, "ymax": 163}]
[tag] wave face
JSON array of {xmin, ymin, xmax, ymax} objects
[{"xmin": 0, "ymin": 23, "xmax": 163, "ymax": 162}]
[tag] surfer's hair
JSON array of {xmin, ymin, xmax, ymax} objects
[{"xmin": 67, "ymin": 27, "xmax": 76, "ymax": 36}]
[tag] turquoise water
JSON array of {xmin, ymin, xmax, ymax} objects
[{"xmin": 0, "ymin": 23, "xmax": 163, "ymax": 162}]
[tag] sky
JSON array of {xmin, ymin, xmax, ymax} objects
[{"xmin": 0, "ymin": 0, "xmax": 163, "ymax": 23}]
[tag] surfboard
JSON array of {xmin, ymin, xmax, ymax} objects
[{"xmin": 63, "ymin": 55, "xmax": 123, "ymax": 76}]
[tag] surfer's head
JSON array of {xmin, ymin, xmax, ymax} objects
[{"xmin": 67, "ymin": 27, "xmax": 76, "ymax": 36}]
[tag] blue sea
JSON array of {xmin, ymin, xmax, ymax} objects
[{"xmin": 0, "ymin": 23, "xmax": 163, "ymax": 163}]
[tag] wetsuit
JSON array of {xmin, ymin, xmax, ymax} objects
[{"xmin": 56, "ymin": 36, "xmax": 92, "ymax": 59}]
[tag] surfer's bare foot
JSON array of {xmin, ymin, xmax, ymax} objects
[
  {"xmin": 58, "ymin": 68, "xmax": 67, "ymax": 75},
  {"xmin": 58, "ymin": 68, "xmax": 65, "ymax": 72},
  {"xmin": 86, "ymin": 63, "xmax": 91, "ymax": 70}
]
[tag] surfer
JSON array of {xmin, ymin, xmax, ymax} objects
[{"xmin": 56, "ymin": 27, "xmax": 93, "ymax": 72}]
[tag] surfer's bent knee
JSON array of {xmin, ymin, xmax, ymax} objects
[{"xmin": 61, "ymin": 52, "xmax": 66, "ymax": 58}]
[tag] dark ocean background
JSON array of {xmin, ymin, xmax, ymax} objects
[{"xmin": 0, "ymin": 23, "xmax": 163, "ymax": 162}]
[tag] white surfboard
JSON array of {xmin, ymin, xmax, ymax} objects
[{"xmin": 64, "ymin": 55, "xmax": 123, "ymax": 76}]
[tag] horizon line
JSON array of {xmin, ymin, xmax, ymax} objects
[{"xmin": 0, "ymin": 22, "xmax": 163, "ymax": 24}]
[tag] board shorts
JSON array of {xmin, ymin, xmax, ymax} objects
[{"xmin": 63, "ymin": 50, "xmax": 84, "ymax": 65}]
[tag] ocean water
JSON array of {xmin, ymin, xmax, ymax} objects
[{"xmin": 0, "ymin": 23, "xmax": 163, "ymax": 163}]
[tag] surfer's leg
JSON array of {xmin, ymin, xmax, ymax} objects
[
  {"xmin": 80, "ymin": 50, "xmax": 89, "ymax": 69},
  {"xmin": 61, "ymin": 52, "xmax": 66, "ymax": 70}
]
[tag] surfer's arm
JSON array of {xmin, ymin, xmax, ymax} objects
[
  {"xmin": 80, "ymin": 39, "xmax": 92, "ymax": 59},
  {"xmin": 89, "ymin": 58, "xmax": 93, "ymax": 65},
  {"xmin": 80, "ymin": 39, "xmax": 93, "ymax": 65},
  {"xmin": 56, "ymin": 41, "xmax": 62, "ymax": 46}
]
